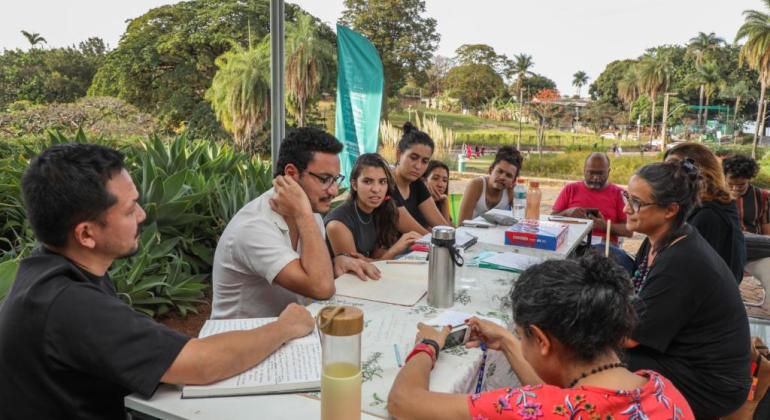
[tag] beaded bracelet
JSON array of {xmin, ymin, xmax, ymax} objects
[{"xmin": 405, "ymin": 343, "xmax": 437, "ymax": 368}]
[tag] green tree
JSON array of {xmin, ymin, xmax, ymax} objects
[
  {"xmin": 205, "ymin": 43, "xmax": 271, "ymax": 154},
  {"xmin": 20, "ymin": 30, "xmax": 46, "ymax": 48},
  {"xmin": 510, "ymin": 53, "xmax": 535, "ymax": 101},
  {"xmin": 340, "ymin": 0, "xmax": 440, "ymax": 119},
  {"xmin": 636, "ymin": 52, "xmax": 670, "ymax": 140},
  {"xmin": 694, "ymin": 61, "xmax": 723, "ymax": 127},
  {"xmin": 0, "ymin": 38, "xmax": 106, "ymax": 109},
  {"xmin": 89, "ymin": 0, "xmax": 329, "ymax": 137},
  {"xmin": 687, "ymin": 32, "xmax": 724, "ymax": 126},
  {"xmin": 443, "ymin": 63, "xmax": 504, "ymax": 109},
  {"xmin": 572, "ymin": 71, "xmax": 589, "ymax": 98},
  {"xmin": 736, "ymin": 0, "xmax": 770, "ymax": 157},
  {"xmin": 590, "ymin": 60, "xmax": 635, "ymax": 106},
  {"xmin": 454, "ymin": 44, "xmax": 508, "ymax": 75},
  {"xmin": 286, "ymin": 13, "xmax": 335, "ymax": 127},
  {"xmin": 720, "ymin": 79, "xmax": 754, "ymax": 143}
]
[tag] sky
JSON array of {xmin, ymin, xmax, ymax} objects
[{"xmin": 0, "ymin": 0, "xmax": 763, "ymax": 94}]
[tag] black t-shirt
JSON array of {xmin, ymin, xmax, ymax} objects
[
  {"xmin": 687, "ymin": 200, "xmax": 746, "ymax": 283},
  {"xmin": 324, "ymin": 201, "xmax": 379, "ymax": 257},
  {"xmin": 0, "ymin": 248, "xmax": 190, "ymax": 420},
  {"xmin": 393, "ymin": 180, "xmax": 432, "ymax": 228},
  {"xmin": 628, "ymin": 226, "xmax": 750, "ymax": 416}
]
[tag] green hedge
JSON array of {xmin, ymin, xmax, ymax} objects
[
  {"xmin": 455, "ymin": 130, "xmax": 647, "ymax": 149},
  {"xmin": 0, "ymin": 131, "xmax": 272, "ymax": 317}
]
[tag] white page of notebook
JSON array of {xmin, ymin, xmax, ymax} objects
[
  {"xmin": 334, "ymin": 260, "xmax": 428, "ymax": 306},
  {"xmin": 482, "ymin": 252, "xmax": 543, "ymax": 271},
  {"xmin": 184, "ymin": 318, "xmax": 321, "ymax": 393}
]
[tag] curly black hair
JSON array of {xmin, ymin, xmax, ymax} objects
[
  {"xmin": 511, "ymin": 252, "xmax": 637, "ymax": 362},
  {"xmin": 722, "ymin": 154, "xmax": 760, "ymax": 180},
  {"xmin": 490, "ymin": 146, "xmax": 523, "ymax": 175},
  {"xmin": 274, "ymin": 127, "xmax": 343, "ymax": 177}
]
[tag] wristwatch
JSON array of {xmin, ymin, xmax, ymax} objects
[{"xmin": 421, "ymin": 338, "xmax": 440, "ymax": 357}]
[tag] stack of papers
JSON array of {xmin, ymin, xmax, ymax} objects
[{"xmin": 478, "ymin": 252, "xmax": 543, "ymax": 273}]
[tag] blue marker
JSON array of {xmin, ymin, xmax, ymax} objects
[{"xmin": 474, "ymin": 342, "xmax": 488, "ymax": 393}]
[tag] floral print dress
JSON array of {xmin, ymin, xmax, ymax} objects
[{"xmin": 467, "ymin": 370, "xmax": 693, "ymax": 420}]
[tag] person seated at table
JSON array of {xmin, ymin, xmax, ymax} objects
[
  {"xmin": 665, "ymin": 142, "xmax": 746, "ymax": 283},
  {"xmin": 0, "ymin": 143, "xmax": 317, "ymax": 419},
  {"xmin": 623, "ymin": 160, "xmax": 750, "ymax": 418},
  {"xmin": 326, "ymin": 153, "xmax": 422, "ymax": 261},
  {"xmin": 387, "ymin": 254, "xmax": 694, "ymax": 419},
  {"xmin": 211, "ymin": 128, "xmax": 379, "ymax": 319},
  {"xmin": 457, "ymin": 146, "xmax": 522, "ymax": 225},
  {"xmin": 552, "ymin": 152, "xmax": 633, "ymax": 272},
  {"xmin": 422, "ymin": 160, "xmax": 452, "ymax": 224},
  {"xmin": 392, "ymin": 122, "xmax": 450, "ymax": 235},
  {"xmin": 723, "ymin": 154, "xmax": 770, "ymax": 292}
]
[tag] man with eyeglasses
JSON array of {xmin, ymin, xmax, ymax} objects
[
  {"xmin": 552, "ymin": 152, "xmax": 634, "ymax": 272},
  {"xmin": 211, "ymin": 127, "xmax": 380, "ymax": 319}
]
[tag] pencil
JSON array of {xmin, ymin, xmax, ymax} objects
[
  {"xmin": 394, "ymin": 344, "xmax": 403, "ymax": 367},
  {"xmin": 386, "ymin": 260, "xmax": 427, "ymax": 265},
  {"xmin": 605, "ymin": 219, "xmax": 611, "ymax": 257}
]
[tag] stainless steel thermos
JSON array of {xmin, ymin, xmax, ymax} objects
[{"xmin": 428, "ymin": 226, "xmax": 464, "ymax": 308}]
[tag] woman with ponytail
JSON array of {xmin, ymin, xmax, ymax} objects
[
  {"xmin": 391, "ymin": 122, "xmax": 450, "ymax": 235},
  {"xmin": 387, "ymin": 254, "xmax": 693, "ymax": 419},
  {"xmin": 623, "ymin": 160, "xmax": 750, "ymax": 418},
  {"xmin": 325, "ymin": 153, "xmax": 422, "ymax": 260}
]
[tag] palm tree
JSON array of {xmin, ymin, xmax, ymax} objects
[
  {"xmin": 695, "ymin": 62, "xmax": 723, "ymax": 133},
  {"xmin": 511, "ymin": 53, "xmax": 535, "ymax": 150},
  {"xmin": 285, "ymin": 14, "xmax": 334, "ymax": 127},
  {"xmin": 736, "ymin": 0, "xmax": 770, "ymax": 157},
  {"xmin": 636, "ymin": 54, "xmax": 668, "ymax": 140},
  {"xmin": 688, "ymin": 32, "xmax": 725, "ymax": 127},
  {"xmin": 720, "ymin": 80, "xmax": 752, "ymax": 143},
  {"xmin": 20, "ymin": 30, "xmax": 46, "ymax": 48},
  {"xmin": 206, "ymin": 42, "xmax": 271, "ymax": 154},
  {"xmin": 572, "ymin": 71, "xmax": 589, "ymax": 98},
  {"xmin": 617, "ymin": 63, "xmax": 641, "ymax": 138}
]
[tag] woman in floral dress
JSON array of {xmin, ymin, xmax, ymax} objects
[{"xmin": 387, "ymin": 253, "xmax": 693, "ymax": 419}]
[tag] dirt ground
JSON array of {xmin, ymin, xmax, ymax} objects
[{"xmin": 159, "ymin": 177, "xmax": 770, "ymax": 336}]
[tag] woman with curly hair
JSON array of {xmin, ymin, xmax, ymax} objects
[
  {"xmin": 387, "ymin": 254, "xmax": 694, "ymax": 419},
  {"xmin": 664, "ymin": 142, "xmax": 746, "ymax": 282}
]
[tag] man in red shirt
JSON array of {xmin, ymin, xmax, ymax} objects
[{"xmin": 552, "ymin": 152, "xmax": 634, "ymax": 271}]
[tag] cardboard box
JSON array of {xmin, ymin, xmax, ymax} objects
[{"xmin": 504, "ymin": 220, "xmax": 568, "ymax": 251}]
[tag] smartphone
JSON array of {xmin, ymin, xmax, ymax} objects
[
  {"xmin": 585, "ymin": 208, "xmax": 601, "ymax": 217},
  {"xmin": 443, "ymin": 325, "xmax": 471, "ymax": 349}
]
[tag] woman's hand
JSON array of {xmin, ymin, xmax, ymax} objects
[
  {"xmin": 465, "ymin": 317, "xmax": 516, "ymax": 352},
  {"xmin": 427, "ymin": 183, "xmax": 447, "ymax": 203},
  {"xmin": 395, "ymin": 231, "xmax": 423, "ymax": 251},
  {"xmin": 415, "ymin": 323, "xmax": 451, "ymax": 350}
]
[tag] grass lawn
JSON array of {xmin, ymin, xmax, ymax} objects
[{"xmin": 389, "ymin": 108, "xmax": 532, "ymax": 132}]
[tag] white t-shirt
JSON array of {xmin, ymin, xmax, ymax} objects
[{"xmin": 211, "ymin": 188, "xmax": 325, "ymax": 319}]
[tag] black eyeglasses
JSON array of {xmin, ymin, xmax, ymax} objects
[
  {"xmin": 307, "ymin": 171, "xmax": 345, "ymax": 188},
  {"xmin": 622, "ymin": 190, "xmax": 658, "ymax": 214}
]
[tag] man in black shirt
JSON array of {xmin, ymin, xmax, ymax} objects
[{"xmin": 0, "ymin": 144, "xmax": 315, "ymax": 420}]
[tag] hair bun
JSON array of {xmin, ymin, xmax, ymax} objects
[
  {"xmin": 578, "ymin": 252, "xmax": 629, "ymax": 290},
  {"xmin": 402, "ymin": 121, "xmax": 417, "ymax": 134},
  {"xmin": 679, "ymin": 158, "xmax": 699, "ymax": 182}
]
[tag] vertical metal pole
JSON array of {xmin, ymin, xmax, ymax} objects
[{"xmin": 270, "ymin": 0, "xmax": 285, "ymax": 172}]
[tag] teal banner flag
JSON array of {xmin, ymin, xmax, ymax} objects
[{"xmin": 335, "ymin": 24, "xmax": 384, "ymax": 188}]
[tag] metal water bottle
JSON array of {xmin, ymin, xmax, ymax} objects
[{"xmin": 428, "ymin": 226, "xmax": 464, "ymax": 308}]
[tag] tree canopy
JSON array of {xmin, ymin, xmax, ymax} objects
[{"xmin": 444, "ymin": 63, "xmax": 504, "ymax": 109}]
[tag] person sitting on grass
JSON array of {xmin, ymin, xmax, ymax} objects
[
  {"xmin": 422, "ymin": 160, "xmax": 452, "ymax": 224},
  {"xmin": 387, "ymin": 254, "xmax": 694, "ymax": 419},
  {"xmin": 0, "ymin": 143, "xmax": 316, "ymax": 419},
  {"xmin": 623, "ymin": 160, "xmax": 750, "ymax": 418},
  {"xmin": 325, "ymin": 153, "xmax": 422, "ymax": 261},
  {"xmin": 457, "ymin": 146, "xmax": 522, "ymax": 225},
  {"xmin": 392, "ymin": 122, "xmax": 450, "ymax": 235}
]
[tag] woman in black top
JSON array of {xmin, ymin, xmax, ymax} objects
[
  {"xmin": 665, "ymin": 142, "xmax": 746, "ymax": 282},
  {"xmin": 392, "ymin": 122, "xmax": 450, "ymax": 235},
  {"xmin": 623, "ymin": 160, "xmax": 751, "ymax": 418},
  {"xmin": 325, "ymin": 153, "xmax": 422, "ymax": 260}
]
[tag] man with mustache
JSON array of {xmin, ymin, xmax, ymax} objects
[
  {"xmin": 211, "ymin": 127, "xmax": 378, "ymax": 319},
  {"xmin": 552, "ymin": 152, "xmax": 633, "ymax": 271},
  {"xmin": 0, "ymin": 144, "xmax": 316, "ymax": 419}
]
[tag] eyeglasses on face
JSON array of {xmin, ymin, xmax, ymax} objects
[
  {"xmin": 307, "ymin": 171, "xmax": 345, "ymax": 188},
  {"xmin": 622, "ymin": 190, "xmax": 658, "ymax": 214}
]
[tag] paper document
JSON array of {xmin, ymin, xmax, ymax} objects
[
  {"xmin": 480, "ymin": 252, "xmax": 543, "ymax": 273},
  {"xmin": 182, "ymin": 318, "xmax": 321, "ymax": 398},
  {"xmin": 334, "ymin": 260, "xmax": 428, "ymax": 306}
]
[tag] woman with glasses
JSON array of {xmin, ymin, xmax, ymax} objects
[
  {"xmin": 392, "ymin": 122, "xmax": 451, "ymax": 235},
  {"xmin": 623, "ymin": 160, "xmax": 750, "ymax": 419},
  {"xmin": 325, "ymin": 153, "xmax": 422, "ymax": 260},
  {"xmin": 664, "ymin": 142, "xmax": 746, "ymax": 283},
  {"xmin": 387, "ymin": 254, "xmax": 694, "ymax": 419}
]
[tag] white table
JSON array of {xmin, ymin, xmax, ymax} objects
[{"xmin": 125, "ymin": 221, "xmax": 592, "ymax": 419}]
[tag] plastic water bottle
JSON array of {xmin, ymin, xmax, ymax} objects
[
  {"xmin": 513, "ymin": 178, "xmax": 527, "ymax": 220},
  {"xmin": 525, "ymin": 181, "xmax": 542, "ymax": 220}
]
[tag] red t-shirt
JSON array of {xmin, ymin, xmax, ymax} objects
[
  {"xmin": 467, "ymin": 370, "xmax": 694, "ymax": 420},
  {"xmin": 552, "ymin": 182, "xmax": 627, "ymax": 244}
]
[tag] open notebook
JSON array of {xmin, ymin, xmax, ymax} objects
[
  {"xmin": 334, "ymin": 260, "xmax": 428, "ymax": 306},
  {"xmin": 182, "ymin": 318, "xmax": 321, "ymax": 398}
]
